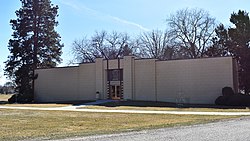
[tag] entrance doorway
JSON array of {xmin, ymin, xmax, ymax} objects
[{"xmin": 110, "ymin": 85, "xmax": 121, "ymax": 100}]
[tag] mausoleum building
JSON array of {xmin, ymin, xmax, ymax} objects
[{"xmin": 34, "ymin": 56, "xmax": 238, "ymax": 104}]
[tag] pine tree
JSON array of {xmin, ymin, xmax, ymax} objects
[
  {"xmin": 228, "ymin": 10, "xmax": 250, "ymax": 94},
  {"xmin": 5, "ymin": 0, "xmax": 63, "ymax": 103},
  {"xmin": 208, "ymin": 10, "xmax": 250, "ymax": 94}
]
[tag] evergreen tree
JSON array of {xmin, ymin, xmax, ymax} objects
[
  {"xmin": 205, "ymin": 24, "xmax": 233, "ymax": 57},
  {"xmin": 208, "ymin": 10, "xmax": 250, "ymax": 94},
  {"xmin": 228, "ymin": 10, "xmax": 250, "ymax": 94},
  {"xmin": 5, "ymin": 0, "xmax": 63, "ymax": 102}
]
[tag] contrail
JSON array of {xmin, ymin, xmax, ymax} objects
[{"xmin": 60, "ymin": 0, "xmax": 150, "ymax": 31}]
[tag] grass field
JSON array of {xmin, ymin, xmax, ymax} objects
[
  {"xmin": 0, "ymin": 94, "xmax": 12, "ymax": 101},
  {"xmin": 0, "ymin": 95, "xmax": 247, "ymax": 140},
  {"xmin": 3, "ymin": 103, "xmax": 71, "ymax": 108},
  {"xmin": 0, "ymin": 109, "xmax": 240, "ymax": 141},
  {"xmin": 0, "ymin": 94, "xmax": 70, "ymax": 107}
]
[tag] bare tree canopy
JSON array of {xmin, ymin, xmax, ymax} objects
[
  {"xmin": 72, "ymin": 31, "xmax": 133, "ymax": 63},
  {"xmin": 167, "ymin": 8, "xmax": 216, "ymax": 58},
  {"xmin": 137, "ymin": 30, "xmax": 176, "ymax": 60},
  {"xmin": 72, "ymin": 8, "xmax": 216, "ymax": 62}
]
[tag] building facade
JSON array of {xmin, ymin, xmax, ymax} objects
[{"xmin": 34, "ymin": 56, "xmax": 238, "ymax": 104}]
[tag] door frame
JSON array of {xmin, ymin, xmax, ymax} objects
[{"xmin": 110, "ymin": 85, "xmax": 121, "ymax": 100}]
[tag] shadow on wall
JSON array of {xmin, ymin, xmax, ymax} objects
[{"xmin": 215, "ymin": 87, "xmax": 250, "ymax": 106}]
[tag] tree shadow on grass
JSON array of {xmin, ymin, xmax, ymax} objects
[{"xmin": 0, "ymin": 101, "xmax": 9, "ymax": 104}]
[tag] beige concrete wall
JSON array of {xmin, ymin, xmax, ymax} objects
[
  {"xmin": 134, "ymin": 59, "xmax": 156, "ymax": 101},
  {"xmin": 95, "ymin": 58, "xmax": 104, "ymax": 99},
  {"xmin": 78, "ymin": 63, "xmax": 96, "ymax": 100},
  {"xmin": 103, "ymin": 59, "xmax": 124, "ymax": 70},
  {"xmin": 34, "ymin": 67, "xmax": 79, "ymax": 102},
  {"xmin": 35, "ymin": 56, "xmax": 235, "ymax": 104},
  {"xmin": 123, "ymin": 56, "xmax": 134, "ymax": 100},
  {"xmin": 35, "ymin": 63, "xmax": 96, "ymax": 102},
  {"xmin": 156, "ymin": 57, "xmax": 234, "ymax": 104}
]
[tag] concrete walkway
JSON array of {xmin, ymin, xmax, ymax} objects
[
  {"xmin": 59, "ymin": 100, "xmax": 118, "ymax": 109},
  {"xmin": 1, "ymin": 105, "xmax": 250, "ymax": 116},
  {"xmin": 83, "ymin": 99, "xmax": 119, "ymax": 105}
]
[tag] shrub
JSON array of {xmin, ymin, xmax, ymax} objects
[
  {"xmin": 222, "ymin": 87, "xmax": 234, "ymax": 96},
  {"xmin": 215, "ymin": 96, "xmax": 229, "ymax": 105},
  {"xmin": 8, "ymin": 93, "xmax": 33, "ymax": 104},
  {"xmin": 215, "ymin": 87, "xmax": 250, "ymax": 106}
]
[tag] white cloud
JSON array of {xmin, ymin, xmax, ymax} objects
[{"xmin": 59, "ymin": 0, "xmax": 150, "ymax": 32}]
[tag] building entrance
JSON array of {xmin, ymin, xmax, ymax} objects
[
  {"xmin": 107, "ymin": 69, "xmax": 123, "ymax": 99},
  {"xmin": 110, "ymin": 85, "xmax": 121, "ymax": 100}
]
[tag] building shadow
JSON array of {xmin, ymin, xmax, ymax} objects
[{"xmin": 96, "ymin": 100, "xmax": 248, "ymax": 109}]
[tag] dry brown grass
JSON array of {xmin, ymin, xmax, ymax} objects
[
  {"xmin": 0, "ymin": 94, "xmax": 12, "ymax": 101},
  {"xmin": 0, "ymin": 109, "xmax": 240, "ymax": 141},
  {"xmin": 0, "ymin": 94, "xmax": 70, "ymax": 107},
  {"xmin": 3, "ymin": 103, "xmax": 71, "ymax": 108}
]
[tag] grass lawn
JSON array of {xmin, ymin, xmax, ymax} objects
[
  {"xmin": 0, "ymin": 94, "xmax": 70, "ymax": 107},
  {"xmin": 0, "ymin": 109, "xmax": 241, "ymax": 141},
  {"xmin": 0, "ymin": 94, "xmax": 12, "ymax": 102},
  {"xmin": 2, "ymin": 103, "xmax": 71, "ymax": 108}
]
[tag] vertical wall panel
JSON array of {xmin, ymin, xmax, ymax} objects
[
  {"xmin": 34, "ymin": 67, "xmax": 79, "ymax": 102},
  {"xmin": 134, "ymin": 59, "xmax": 156, "ymax": 101},
  {"xmin": 156, "ymin": 57, "xmax": 234, "ymax": 104}
]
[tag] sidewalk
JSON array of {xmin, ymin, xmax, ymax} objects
[
  {"xmin": 57, "ymin": 99, "xmax": 119, "ymax": 109},
  {"xmin": 1, "ymin": 105, "xmax": 250, "ymax": 116}
]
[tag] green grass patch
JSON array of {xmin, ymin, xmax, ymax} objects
[{"xmin": 0, "ymin": 109, "xmax": 241, "ymax": 141}]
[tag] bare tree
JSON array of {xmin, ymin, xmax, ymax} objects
[
  {"xmin": 105, "ymin": 31, "xmax": 130, "ymax": 59},
  {"xmin": 137, "ymin": 30, "xmax": 176, "ymax": 60},
  {"xmin": 71, "ymin": 31, "xmax": 134, "ymax": 63},
  {"xmin": 167, "ymin": 8, "xmax": 216, "ymax": 58},
  {"xmin": 72, "ymin": 37, "xmax": 95, "ymax": 63}
]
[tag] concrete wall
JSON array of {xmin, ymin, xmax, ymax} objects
[
  {"xmin": 34, "ymin": 67, "xmax": 79, "ymax": 102},
  {"xmin": 156, "ymin": 57, "xmax": 234, "ymax": 104},
  {"xmin": 134, "ymin": 59, "xmax": 156, "ymax": 101},
  {"xmin": 123, "ymin": 56, "xmax": 134, "ymax": 100},
  {"xmin": 35, "ymin": 63, "xmax": 96, "ymax": 102},
  {"xmin": 95, "ymin": 58, "xmax": 104, "ymax": 99},
  {"xmin": 35, "ymin": 56, "xmax": 236, "ymax": 104},
  {"xmin": 78, "ymin": 63, "xmax": 96, "ymax": 100}
]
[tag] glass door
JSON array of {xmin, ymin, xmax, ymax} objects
[{"xmin": 111, "ymin": 85, "xmax": 121, "ymax": 100}]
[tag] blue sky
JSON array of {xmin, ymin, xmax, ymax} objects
[{"xmin": 0, "ymin": 0, "xmax": 250, "ymax": 85}]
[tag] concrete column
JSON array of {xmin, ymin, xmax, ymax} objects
[
  {"xmin": 95, "ymin": 57, "xmax": 104, "ymax": 99},
  {"xmin": 123, "ymin": 56, "xmax": 135, "ymax": 100}
]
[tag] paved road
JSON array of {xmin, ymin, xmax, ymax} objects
[{"xmin": 53, "ymin": 117, "xmax": 250, "ymax": 141}]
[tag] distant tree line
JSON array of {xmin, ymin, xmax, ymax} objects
[
  {"xmin": 71, "ymin": 8, "xmax": 250, "ymax": 94},
  {"xmin": 0, "ymin": 82, "xmax": 15, "ymax": 94}
]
